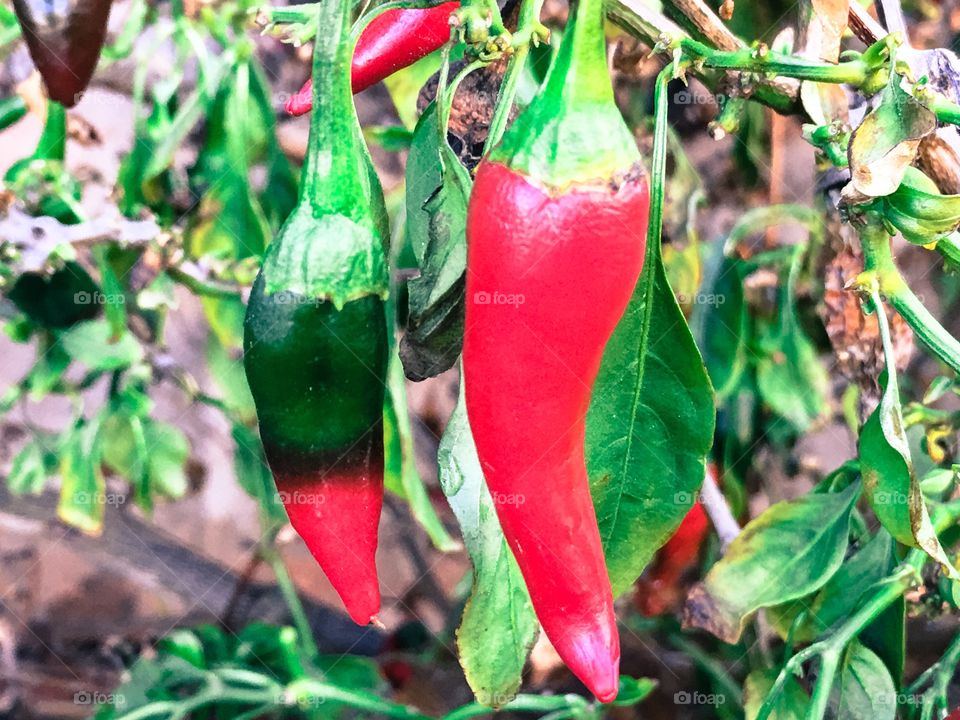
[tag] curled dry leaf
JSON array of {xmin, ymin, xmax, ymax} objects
[{"xmin": 847, "ymin": 77, "xmax": 936, "ymax": 198}]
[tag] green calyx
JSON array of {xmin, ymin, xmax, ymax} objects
[
  {"xmin": 261, "ymin": 206, "xmax": 387, "ymax": 309},
  {"xmin": 491, "ymin": 0, "xmax": 640, "ymax": 186},
  {"xmin": 262, "ymin": 0, "xmax": 388, "ymax": 307}
]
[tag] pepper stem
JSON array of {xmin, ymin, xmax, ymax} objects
[
  {"xmin": 300, "ymin": 0, "xmax": 364, "ymax": 212},
  {"xmin": 490, "ymin": 0, "xmax": 639, "ymax": 185},
  {"xmin": 541, "ymin": 0, "xmax": 612, "ymax": 108},
  {"xmin": 36, "ymin": 101, "xmax": 66, "ymax": 161}
]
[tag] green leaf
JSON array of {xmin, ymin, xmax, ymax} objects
[
  {"xmin": 60, "ymin": 319, "xmax": 144, "ymax": 371},
  {"xmin": 364, "ymin": 125, "xmax": 415, "ymax": 152},
  {"xmin": 683, "ymin": 482, "xmax": 859, "ymax": 644},
  {"xmin": 117, "ymin": 95, "xmax": 174, "ymax": 220},
  {"xmin": 586, "ymin": 252, "xmax": 715, "ymax": 596},
  {"xmin": 144, "ymin": 68, "xmax": 224, "ymax": 183},
  {"xmin": 766, "ymin": 529, "xmax": 905, "ymax": 682},
  {"xmin": 232, "ymin": 422, "xmax": 287, "ymax": 528},
  {"xmin": 830, "ymin": 641, "xmax": 896, "ymax": 720},
  {"xmin": 611, "ymin": 677, "xmax": 657, "ymax": 706},
  {"xmin": 93, "ymin": 245, "xmax": 128, "ymax": 340},
  {"xmin": 756, "ymin": 250, "xmax": 828, "ymax": 432},
  {"xmin": 25, "ymin": 342, "xmax": 71, "ymax": 400},
  {"xmin": 8, "ymin": 440, "xmax": 47, "ymax": 495},
  {"xmin": 7, "ymin": 262, "xmax": 101, "ymax": 330},
  {"xmin": 692, "ymin": 255, "xmax": 748, "ymax": 400},
  {"xmin": 384, "ymin": 351, "xmax": 459, "ymax": 551},
  {"xmin": 768, "ymin": 531, "xmax": 895, "ymax": 644},
  {"xmin": 437, "ymin": 380, "xmax": 538, "ymax": 706},
  {"xmin": 100, "ymin": 411, "xmax": 148, "ymax": 503},
  {"xmin": 860, "ymin": 294, "xmax": 958, "ymax": 577},
  {"xmin": 882, "ymin": 167, "xmax": 960, "ymax": 244},
  {"xmin": 249, "ymin": 61, "xmax": 299, "ymax": 231},
  {"xmin": 145, "ymin": 422, "xmax": 190, "ymax": 499},
  {"xmin": 58, "ymin": 417, "xmax": 107, "ymax": 535},
  {"xmin": 207, "ymin": 334, "xmax": 257, "ymax": 422},
  {"xmin": 744, "ymin": 668, "xmax": 809, "ymax": 720},
  {"xmin": 400, "ymin": 103, "xmax": 471, "ymax": 381}
]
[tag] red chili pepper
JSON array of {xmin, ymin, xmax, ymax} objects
[
  {"xmin": 285, "ymin": 1, "xmax": 457, "ymax": 116},
  {"xmin": 13, "ymin": 0, "xmax": 113, "ymax": 106},
  {"xmin": 462, "ymin": 0, "xmax": 648, "ymax": 702}
]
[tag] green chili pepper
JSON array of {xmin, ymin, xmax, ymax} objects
[{"xmin": 243, "ymin": 0, "xmax": 390, "ymax": 626}]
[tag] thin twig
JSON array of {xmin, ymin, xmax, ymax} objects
[
  {"xmin": 700, "ymin": 464, "xmax": 740, "ymax": 550},
  {"xmin": 665, "ymin": 0, "xmax": 739, "ymax": 51},
  {"xmin": 847, "ymin": 2, "xmax": 884, "ymax": 45}
]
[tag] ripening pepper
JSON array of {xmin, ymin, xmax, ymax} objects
[
  {"xmin": 462, "ymin": 0, "xmax": 649, "ymax": 702},
  {"xmin": 285, "ymin": 1, "xmax": 457, "ymax": 116},
  {"xmin": 636, "ymin": 501, "xmax": 710, "ymax": 616},
  {"xmin": 244, "ymin": 0, "xmax": 390, "ymax": 625},
  {"xmin": 13, "ymin": 0, "xmax": 113, "ymax": 106}
]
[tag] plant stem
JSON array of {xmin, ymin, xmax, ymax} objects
[
  {"xmin": 289, "ymin": 678, "xmax": 433, "ymax": 720},
  {"xmin": 166, "ymin": 265, "xmax": 243, "ymax": 298},
  {"xmin": 604, "ymin": 0, "xmax": 685, "ymax": 46},
  {"xmin": 669, "ymin": 635, "xmax": 744, "ymax": 708},
  {"xmin": 680, "ymin": 38, "xmax": 870, "ymax": 84},
  {"xmin": 300, "ymin": 0, "xmax": 364, "ymax": 209},
  {"xmin": 722, "ymin": 204, "xmax": 822, "ymax": 255},
  {"xmin": 699, "ymin": 465, "xmax": 739, "ymax": 549},
  {"xmin": 262, "ymin": 545, "xmax": 320, "ymax": 662},
  {"xmin": 481, "ymin": 0, "xmax": 546, "ymax": 154},
  {"xmin": 937, "ymin": 232, "xmax": 960, "ymax": 268},
  {"xmin": 860, "ymin": 221, "xmax": 960, "ymax": 375},
  {"xmin": 804, "ymin": 649, "xmax": 840, "ymax": 720},
  {"xmin": 441, "ymin": 693, "xmax": 589, "ymax": 720},
  {"xmin": 649, "ymin": 64, "xmax": 672, "ymax": 262}
]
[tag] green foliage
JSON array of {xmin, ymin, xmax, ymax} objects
[
  {"xmin": 684, "ymin": 482, "xmax": 859, "ymax": 644},
  {"xmin": 5, "ymin": 2, "xmax": 960, "ymax": 718},
  {"xmin": 437, "ymin": 381, "xmax": 538, "ymax": 705},
  {"xmin": 829, "ymin": 641, "xmax": 896, "ymax": 720},
  {"xmin": 587, "ymin": 252, "xmax": 714, "ymax": 596}
]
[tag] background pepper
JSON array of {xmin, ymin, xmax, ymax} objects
[
  {"xmin": 462, "ymin": 0, "xmax": 649, "ymax": 702},
  {"xmin": 285, "ymin": 1, "xmax": 457, "ymax": 116},
  {"xmin": 243, "ymin": 0, "xmax": 390, "ymax": 626},
  {"xmin": 635, "ymin": 466, "xmax": 717, "ymax": 617},
  {"xmin": 13, "ymin": 0, "xmax": 113, "ymax": 106}
]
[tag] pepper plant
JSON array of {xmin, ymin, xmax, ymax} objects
[{"xmin": 2, "ymin": 0, "xmax": 960, "ymax": 717}]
